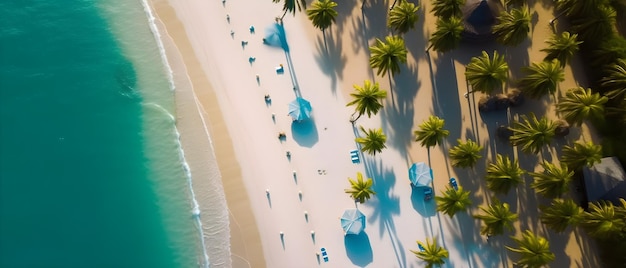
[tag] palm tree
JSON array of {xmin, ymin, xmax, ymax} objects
[
  {"xmin": 448, "ymin": 139, "xmax": 483, "ymax": 168},
  {"xmin": 474, "ymin": 198, "xmax": 518, "ymax": 236},
  {"xmin": 506, "ymin": 230, "xmax": 555, "ymax": 267},
  {"xmin": 600, "ymin": 59, "xmax": 626, "ymax": 100},
  {"xmin": 541, "ymin": 32, "xmax": 582, "ymax": 67},
  {"xmin": 530, "ymin": 162, "xmax": 574, "ymax": 199},
  {"xmin": 388, "ymin": 0, "xmax": 420, "ymax": 35},
  {"xmin": 492, "ymin": 6, "xmax": 531, "ymax": 46},
  {"xmin": 431, "ymin": 0, "xmax": 464, "ymax": 19},
  {"xmin": 427, "ymin": 17, "xmax": 464, "ymax": 53},
  {"xmin": 414, "ymin": 115, "xmax": 450, "ymax": 155},
  {"xmin": 274, "ymin": 0, "xmax": 307, "ymax": 19},
  {"xmin": 591, "ymin": 35, "xmax": 626, "ymax": 72},
  {"xmin": 568, "ymin": 5, "xmax": 616, "ymax": 43},
  {"xmin": 344, "ymin": 172, "xmax": 376, "ymax": 204},
  {"xmin": 485, "ymin": 154, "xmax": 525, "ymax": 195},
  {"xmin": 464, "ymin": 51, "xmax": 509, "ymax": 95},
  {"xmin": 355, "ymin": 126, "xmax": 387, "ymax": 156},
  {"xmin": 518, "ymin": 60, "xmax": 565, "ymax": 99},
  {"xmin": 540, "ymin": 199, "xmax": 583, "ymax": 233},
  {"xmin": 306, "ymin": 0, "xmax": 338, "ymax": 36},
  {"xmin": 557, "ymin": 87, "xmax": 608, "ymax": 126},
  {"xmin": 505, "ymin": 0, "xmax": 525, "ymax": 7},
  {"xmin": 555, "ymin": 0, "xmax": 610, "ymax": 18},
  {"xmin": 346, "ymin": 80, "xmax": 387, "ymax": 123},
  {"xmin": 410, "ymin": 238, "xmax": 449, "ymax": 268},
  {"xmin": 369, "ymin": 36, "xmax": 408, "ymax": 95},
  {"xmin": 509, "ymin": 113, "xmax": 557, "ymax": 155},
  {"xmin": 581, "ymin": 201, "xmax": 626, "ymax": 240},
  {"xmin": 436, "ymin": 186, "xmax": 472, "ymax": 217},
  {"xmin": 560, "ymin": 141, "xmax": 602, "ymax": 170}
]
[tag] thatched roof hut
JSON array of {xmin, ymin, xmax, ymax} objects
[{"xmin": 461, "ymin": 0, "xmax": 504, "ymax": 41}]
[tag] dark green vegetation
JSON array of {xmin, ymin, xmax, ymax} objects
[{"xmin": 281, "ymin": 0, "xmax": 626, "ymax": 265}]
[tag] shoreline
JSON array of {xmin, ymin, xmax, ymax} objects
[{"xmin": 149, "ymin": 0, "xmax": 265, "ymax": 267}]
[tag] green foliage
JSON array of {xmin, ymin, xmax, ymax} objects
[
  {"xmin": 355, "ymin": 126, "xmax": 387, "ymax": 156},
  {"xmin": 600, "ymin": 59, "xmax": 626, "ymax": 99},
  {"xmin": 556, "ymin": 0, "xmax": 611, "ymax": 18},
  {"xmin": 431, "ymin": 0, "xmax": 464, "ymax": 19},
  {"xmin": 540, "ymin": 199, "xmax": 583, "ymax": 233},
  {"xmin": 274, "ymin": 0, "xmax": 307, "ymax": 18},
  {"xmin": 530, "ymin": 162, "xmax": 574, "ymax": 199},
  {"xmin": 474, "ymin": 198, "xmax": 518, "ymax": 236},
  {"xmin": 518, "ymin": 60, "xmax": 565, "ymax": 99},
  {"xmin": 428, "ymin": 17, "xmax": 464, "ymax": 53},
  {"xmin": 590, "ymin": 35, "xmax": 626, "ymax": 70},
  {"xmin": 581, "ymin": 201, "xmax": 626, "ymax": 240},
  {"xmin": 448, "ymin": 139, "xmax": 483, "ymax": 168},
  {"xmin": 509, "ymin": 113, "xmax": 557, "ymax": 154},
  {"xmin": 388, "ymin": 0, "xmax": 420, "ymax": 35},
  {"xmin": 344, "ymin": 172, "xmax": 376, "ymax": 204},
  {"xmin": 369, "ymin": 36, "xmax": 408, "ymax": 78},
  {"xmin": 436, "ymin": 186, "xmax": 472, "ymax": 218},
  {"xmin": 541, "ymin": 32, "xmax": 582, "ymax": 67},
  {"xmin": 414, "ymin": 115, "xmax": 450, "ymax": 149},
  {"xmin": 492, "ymin": 6, "xmax": 531, "ymax": 46},
  {"xmin": 346, "ymin": 80, "xmax": 387, "ymax": 122},
  {"xmin": 557, "ymin": 87, "xmax": 608, "ymax": 126},
  {"xmin": 306, "ymin": 0, "xmax": 338, "ymax": 32},
  {"xmin": 485, "ymin": 154, "xmax": 525, "ymax": 195},
  {"xmin": 465, "ymin": 51, "xmax": 509, "ymax": 95},
  {"xmin": 410, "ymin": 238, "xmax": 449, "ymax": 268},
  {"xmin": 506, "ymin": 230, "xmax": 556, "ymax": 267},
  {"xmin": 561, "ymin": 141, "xmax": 603, "ymax": 170},
  {"xmin": 569, "ymin": 5, "xmax": 616, "ymax": 44}
]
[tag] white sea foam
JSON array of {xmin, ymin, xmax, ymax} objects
[{"xmin": 140, "ymin": 1, "xmax": 213, "ymax": 267}]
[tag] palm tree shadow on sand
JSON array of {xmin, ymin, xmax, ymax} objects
[
  {"xmin": 447, "ymin": 212, "xmax": 501, "ymax": 268},
  {"xmin": 344, "ymin": 232, "xmax": 373, "ymax": 267},
  {"xmin": 361, "ymin": 157, "xmax": 407, "ymax": 268},
  {"xmin": 429, "ymin": 52, "xmax": 463, "ymax": 143},
  {"xmin": 314, "ymin": 29, "xmax": 347, "ymax": 96},
  {"xmin": 381, "ymin": 63, "xmax": 420, "ymax": 159}
]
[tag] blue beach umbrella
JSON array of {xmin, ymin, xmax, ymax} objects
[
  {"xmin": 263, "ymin": 23, "xmax": 289, "ymax": 51},
  {"xmin": 409, "ymin": 162, "xmax": 433, "ymax": 187},
  {"xmin": 341, "ymin": 208, "xmax": 366, "ymax": 235},
  {"xmin": 288, "ymin": 97, "xmax": 312, "ymax": 122}
]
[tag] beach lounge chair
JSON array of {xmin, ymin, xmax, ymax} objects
[
  {"xmin": 275, "ymin": 64, "xmax": 284, "ymax": 74},
  {"xmin": 423, "ymin": 187, "xmax": 433, "ymax": 201},
  {"xmin": 449, "ymin": 177, "xmax": 458, "ymax": 191},
  {"xmin": 350, "ymin": 150, "xmax": 360, "ymax": 163},
  {"xmin": 321, "ymin": 247, "xmax": 328, "ymax": 262}
]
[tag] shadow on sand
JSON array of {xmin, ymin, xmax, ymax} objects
[
  {"xmin": 291, "ymin": 118, "xmax": 319, "ymax": 147},
  {"xmin": 362, "ymin": 157, "xmax": 407, "ymax": 268},
  {"xmin": 410, "ymin": 186, "xmax": 437, "ymax": 217},
  {"xmin": 314, "ymin": 29, "xmax": 346, "ymax": 95},
  {"xmin": 381, "ymin": 63, "xmax": 420, "ymax": 160},
  {"xmin": 344, "ymin": 232, "xmax": 373, "ymax": 267}
]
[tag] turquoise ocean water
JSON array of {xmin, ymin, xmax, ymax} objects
[{"xmin": 0, "ymin": 0, "xmax": 207, "ymax": 267}]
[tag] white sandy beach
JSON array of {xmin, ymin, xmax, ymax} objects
[{"xmin": 151, "ymin": 0, "xmax": 602, "ymax": 267}]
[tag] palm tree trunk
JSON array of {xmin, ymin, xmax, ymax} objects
[
  {"xmin": 323, "ymin": 29, "xmax": 328, "ymax": 53},
  {"xmin": 390, "ymin": 0, "xmax": 398, "ymax": 10},
  {"xmin": 426, "ymin": 42, "xmax": 434, "ymax": 53},
  {"xmin": 281, "ymin": 9, "xmax": 288, "ymax": 20},
  {"xmin": 350, "ymin": 111, "xmax": 362, "ymax": 124},
  {"xmin": 388, "ymin": 74, "xmax": 395, "ymax": 106}
]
